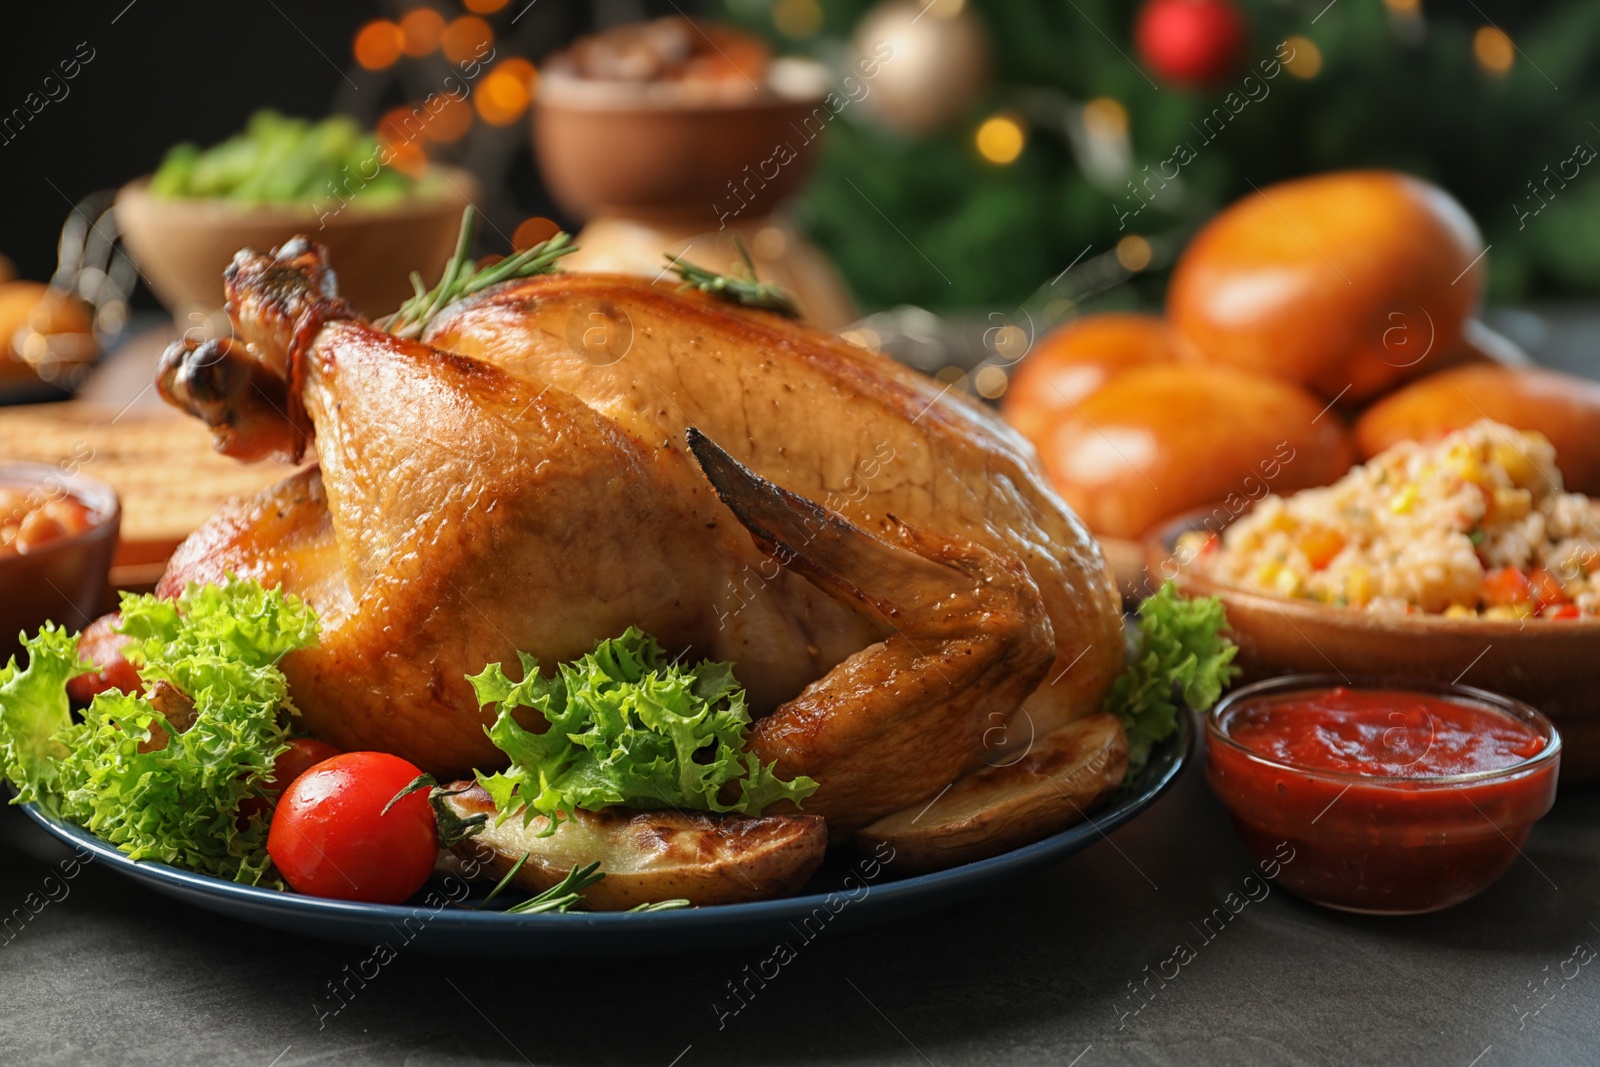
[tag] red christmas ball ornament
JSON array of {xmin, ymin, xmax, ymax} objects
[{"xmin": 1135, "ymin": 0, "xmax": 1249, "ymax": 88}]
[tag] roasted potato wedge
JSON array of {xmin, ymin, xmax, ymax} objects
[
  {"xmin": 855, "ymin": 713, "xmax": 1128, "ymax": 874},
  {"xmin": 441, "ymin": 783, "xmax": 827, "ymax": 909}
]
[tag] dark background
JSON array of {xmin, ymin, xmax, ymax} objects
[
  {"xmin": 0, "ymin": 0, "xmax": 627, "ymax": 286},
  {"xmin": 3, "ymin": 1, "xmax": 1595, "ymax": 316}
]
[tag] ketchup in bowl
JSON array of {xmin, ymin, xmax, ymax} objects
[{"xmin": 1206, "ymin": 676, "xmax": 1561, "ymax": 914}]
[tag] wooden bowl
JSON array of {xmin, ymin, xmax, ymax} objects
[
  {"xmin": 0, "ymin": 462, "xmax": 120, "ymax": 662},
  {"xmin": 532, "ymin": 60, "xmax": 831, "ymax": 223},
  {"xmin": 115, "ymin": 169, "xmax": 477, "ymax": 318},
  {"xmin": 1145, "ymin": 514, "xmax": 1600, "ymax": 784}
]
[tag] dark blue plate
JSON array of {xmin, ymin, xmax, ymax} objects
[{"xmin": 20, "ymin": 713, "xmax": 1190, "ymax": 957}]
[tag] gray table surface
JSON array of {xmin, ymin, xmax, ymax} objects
[
  {"xmin": 3, "ymin": 307, "xmax": 1600, "ymax": 1067},
  {"xmin": 2, "ymin": 747, "xmax": 1597, "ymax": 1067}
]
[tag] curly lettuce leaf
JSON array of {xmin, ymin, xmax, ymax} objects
[
  {"xmin": 0, "ymin": 577, "xmax": 319, "ymax": 884},
  {"xmin": 1107, "ymin": 582, "xmax": 1240, "ymax": 774},
  {"xmin": 470, "ymin": 628, "xmax": 817, "ymax": 833},
  {"xmin": 0, "ymin": 624, "xmax": 90, "ymax": 804}
]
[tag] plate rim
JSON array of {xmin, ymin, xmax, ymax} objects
[{"xmin": 17, "ymin": 712, "xmax": 1192, "ymax": 931}]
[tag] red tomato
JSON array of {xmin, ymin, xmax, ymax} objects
[
  {"xmin": 66, "ymin": 614, "xmax": 141, "ymax": 705},
  {"xmin": 238, "ymin": 737, "xmax": 343, "ymax": 825},
  {"xmin": 268, "ymin": 751, "xmax": 438, "ymax": 903},
  {"xmin": 1545, "ymin": 604, "xmax": 1582, "ymax": 620}
]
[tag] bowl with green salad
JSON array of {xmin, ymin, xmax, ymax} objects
[{"xmin": 116, "ymin": 110, "xmax": 475, "ymax": 316}]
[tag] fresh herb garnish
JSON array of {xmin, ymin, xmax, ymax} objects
[
  {"xmin": 503, "ymin": 862, "xmax": 605, "ymax": 914},
  {"xmin": 383, "ymin": 206, "xmax": 576, "ymax": 340},
  {"xmin": 468, "ymin": 628, "xmax": 816, "ymax": 836},
  {"xmin": 1106, "ymin": 582, "xmax": 1240, "ymax": 773},
  {"xmin": 0, "ymin": 578, "xmax": 319, "ymax": 884},
  {"xmin": 666, "ymin": 238, "xmax": 800, "ymax": 318}
]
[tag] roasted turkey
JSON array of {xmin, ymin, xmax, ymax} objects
[{"xmin": 151, "ymin": 237, "xmax": 1125, "ymax": 835}]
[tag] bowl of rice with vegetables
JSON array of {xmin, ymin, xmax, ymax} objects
[
  {"xmin": 1152, "ymin": 419, "xmax": 1600, "ymax": 782},
  {"xmin": 1180, "ymin": 420, "xmax": 1600, "ymax": 619}
]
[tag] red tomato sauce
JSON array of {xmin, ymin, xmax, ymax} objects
[
  {"xmin": 1207, "ymin": 685, "xmax": 1559, "ymax": 913},
  {"xmin": 1223, "ymin": 687, "xmax": 1546, "ymax": 778}
]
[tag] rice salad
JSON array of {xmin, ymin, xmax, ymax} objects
[{"xmin": 1184, "ymin": 420, "xmax": 1600, "ymax": 618}]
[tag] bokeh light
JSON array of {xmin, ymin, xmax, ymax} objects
[
  {"xmin": 475, "ymin": 59, "xmax": 535, "ymax": 125},
  {"xmin": 1083, "ymin": 97, "xmax": 1129, "ymax": 140},
  {"xmin": 1474, "ymin": 26, "xmax": 1514, "ymax": 75},
  {"xmin": 400, "ymin": 9, "xmax": 445, "ymax": 57},
  {"xmin": 425, "ymin": 96, "xmax": 473, "ymax": 142},
  {"xmin": 464, "ymin": 0, "xmax": 510, "ymax": 12},
  {"xmin": 353, "ymin": 20, "xmax": 404, "ymax": 70},
  {"xmin": 973, "ymin": 365, "xmax": 1009, "ymax": 400},
  {"xmin": 442, "ymin": 16, "xmax": 494, "ymax": 64},
  {"xmin": 1116, "ymin": 235, "xmax": 1153, "ymax": 272},
  {"xmin": 975, "ymin": 114, "xmax": 1025, "ymax": 165},
  {"xmin": 1283, "ymin": 36, "xmax": 1323, "ymax": 79},
  {"xmin": 513, "ymin": 217, "xmax": 560, "ymax": 251}
]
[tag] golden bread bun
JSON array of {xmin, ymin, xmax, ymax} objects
[
  {"xmin": 1001, "ymin": 312, "xmax": 1188, "ymax": 447},
  {"xmin": 1167, "ymin": 171, "xmax": 1484, "ymax": 402},
  {"xmin": 1041, "ymin": 364, "xmax": 1356, "ymax": 539}
]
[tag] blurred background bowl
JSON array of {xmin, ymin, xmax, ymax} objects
[
  {"xmin": 532, "ymin": 59, "xmax": 830, "ymax": 223},
  {"xmin": 114, "ymin": 168, "xmax": 478, "ymax": 318},
  {"xmin": 0, "ymin": 462, "xmax": 120, "ymax": 661}
]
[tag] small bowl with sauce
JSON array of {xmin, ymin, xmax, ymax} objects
[
  {"xmin": 0, "ymin": 462, "xmax": 120, "ymax": 660},
  {"xmin": 1206, "ymin": 675, "xmax": 1561, "ymax": 914}
]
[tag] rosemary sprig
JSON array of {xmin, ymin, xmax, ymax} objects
[
  {"xmin": 503, "ymin": 861, "xmax": 605, "ymax": 914},
  {"xmin": 383, "ymin": 206, "xmax": 576, "ymax": 339},
  {"xmin": 628, "ymin": 899, "xmax": 692, "ymax": 912},
  {"xmin": 666, "ymin": 237, "xmax": 800, "ymax": 318},
  {"xmin": 477, "ymin": 851, "xmax": 532, "ymax": 910}
]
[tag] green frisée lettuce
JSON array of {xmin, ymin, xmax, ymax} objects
[
  {"xmin": 1107, "ymin": 582, "xmax": 1240, "ymax": 774},
  {"xmin": 469, "ymin": 628, "xmax": 817, "ymax": 834},
  {"xmin": 0, "ymin": 578, "xmax": 318, "ymax": 884}
]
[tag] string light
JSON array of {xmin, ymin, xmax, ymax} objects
[
  {"xmin": 400, "ymin": 9, "xmax": 445, "ymax": 57},
  {"xmin": 976, "ymin": 114, "xmax": 1026, "ymax": 165},
  {"xmin": 1116, "ymin": 235, "xmax": 1152, "ymax": 272},
  {"xmin": 353, "ymin": 20, "xmax": 404, "ymax": 70},
  {"xmin": 442, "ymin": 16, "xmax": 493, "ymax": 64},
  {"xmin": 1474, "ymin": 26, "xmax": 1514, "ymax": 75},
  {"xmin": 1283, "ymin": 36, "xmax": 1323, "ymax": 79},
  {"xmin": 773, "ymin": 0, "xmax": 823, "ymax": 38}
]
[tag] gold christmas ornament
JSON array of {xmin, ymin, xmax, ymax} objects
[{"xmin": 852, "ymin": 0, "xmax": 991, "ymax": 136}]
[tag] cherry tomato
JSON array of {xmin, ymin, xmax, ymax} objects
[
  {"xmin": 66, "ymin": 614, "xmax": 141, "ymax": 705},
  {"xmin": 267, "ymin": 751, "xmax": 438, "ymax": 903},
  {"xmin": 1545, "ymin": 603, "xmax": 1583, "ymax": 620},
  {"xmin": 238, "ymin": 737, "xmax": 343, "ymax": 826}
]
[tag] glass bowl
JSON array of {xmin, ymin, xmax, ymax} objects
[{"xmin": 1206, "ymin": 674, "xmax": 1561, "ymax": 914}]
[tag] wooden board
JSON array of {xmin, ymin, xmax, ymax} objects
[{"xmin": 0, "ymin": 402, "xmax": 296, "ymax": 589}]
